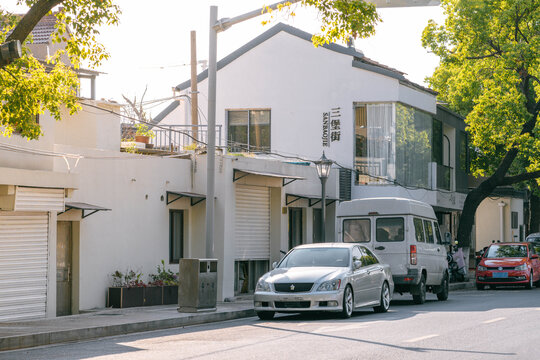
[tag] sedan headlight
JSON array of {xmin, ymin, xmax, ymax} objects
[
  {"xmin": 317, "ymin": 279, "xmax": 341, "ymax": 291},
  {"xmin": 477, "ymin": 265, "xmax": 487, "ymax": 271},
  {"xmin": 515, "ymin": 264, "xmax": 528, "ymax": 271},
  {"xmin": 255, "ymin": 279, "xmax": 271, "ymax": 292}
]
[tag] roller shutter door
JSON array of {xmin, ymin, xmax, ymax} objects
[
  {"xmin": 235, "ymin": 185, "xmax": 270, "ymax": 260},
  {"xmin": 0, "ymin": 212, "xmax": 49, "ymax": 321}
]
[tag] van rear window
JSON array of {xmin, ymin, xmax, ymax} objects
[
  {"xmin": 376, "ymin": 218, "xmax": 404, "ymax": 242},
  {"xmin": 343, "ymin": 219, "xmax": 370, "ymax": 243}
]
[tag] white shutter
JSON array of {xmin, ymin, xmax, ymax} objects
[
  {"xmin": 235, "ymin": 185, "xmax": 270, "ymax": 260},
  {"xmin": 0, "ymin": 212, "xmax": 48, "ymax": 321},
  {"xmin": 14, "ymin": 186, "xmax": 64, "ymax": 212}
]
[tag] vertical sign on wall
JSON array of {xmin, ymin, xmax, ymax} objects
[{"xmin": 322, "ymin": 107, "xmax": 341, "ymax": 147}]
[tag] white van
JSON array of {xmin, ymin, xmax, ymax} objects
[{"xmin": 336, "ymin": 197, "xmax": 449, "ymax": 304}]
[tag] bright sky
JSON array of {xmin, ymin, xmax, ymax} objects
[{"xmin": 3, "ymin": 1, "xmax": 445, "ymax": 117}]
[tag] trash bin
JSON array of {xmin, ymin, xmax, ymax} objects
[{"xmin": 178, "ymin": 258, "xmax": 218, "ymax": 312}]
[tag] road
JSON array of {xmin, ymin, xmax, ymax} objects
[{"xmin": 2, "ymin": 288, "xmax": 540, "ymax": 360}]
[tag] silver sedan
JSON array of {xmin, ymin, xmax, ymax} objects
[{"xmin": 254, "ymin": 243, "xmax": 394, "ymax": 320}]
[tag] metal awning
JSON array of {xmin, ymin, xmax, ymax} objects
[
  {"xmin": 166, "ymin": 191, "xmax": 206, "ymax": 206},
  {"xmin": 61, "ymin": 202, "xmax": 111, "ymax": 218},
  {"xmin": 233, "ymin": 168, "xmax": 306, "ymax": 186},
  {"xmin": 286, "ymin": 193, "xmax": 340, "ymax": 207}
]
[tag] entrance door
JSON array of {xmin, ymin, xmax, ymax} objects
[
  {"xmin": 313, "ymin": 209, "xmax": 322, "ymax": 243},
  {"xmin": 288, "ymin": 208, "xmax": 303, "ymax": 250},
  {"xmin": 57, "ymin": 221, "xmax": 72, "ymax": 316}
]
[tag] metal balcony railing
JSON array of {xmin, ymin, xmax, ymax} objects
[{"xmin": 150, "ymin": 125, "xmax": 222, "ymax": 152}]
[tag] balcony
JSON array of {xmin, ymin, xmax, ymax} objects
[{"xmin": 121, "ymin": 124, "xmax": 222, "ymax": 153}]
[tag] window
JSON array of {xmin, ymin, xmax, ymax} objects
[
  {"xmin": 343, "ymin": 219, "xmax": 371, "ymax": 243},
  {"xmin": 361, "ymin": 247, "xmax": 379, "ymax": 266},
  {"xmin": 459, "ymin": 131, "xmax": 470, "ymax": 173},
  {"xmin": 227, "ymin": 110, "xmax": 270, "ymax": 152},
  {"xmin": 289, "ymin": 208, "xmax": 303, "ymax": 250},
  {"xmin": 423, "ymin": 219, "xmax": 434, "ymax": 244},
  {"xmin": 413, "ymin": 218, "xmax": 425, "ymax": 243},
  {"xmin": 434, "ymin": 221, "xmax": 443, "ymax": 244},
  {"xmin": 169, "ymin": 210, "xmax": 184, "ymax": 264},
  {"xmin": 511, "ymin": 212, "xmax": 518, "ymax": 229},
  {"xmin": 313, "ymin": 209, "xmax": 322, "ymax": 243},
  {"xmin": 432, "ymin": 119, "xmax": 443, "ymax": 164},
  {"xmin": 376, "ymin": 217, "xmax": 404, "ymax": 242}
]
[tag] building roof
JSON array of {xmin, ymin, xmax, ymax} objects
[
  {"xmin": 30, "ymin": 14, "xmax": 57, "ymax": 44},
  {"xmin": 156, "ymin": 22, "xmax": 437, "ymax": 123}
]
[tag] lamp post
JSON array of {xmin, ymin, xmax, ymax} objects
[{"xmin": 314, "ymin": 152, "xmax": 333, "ymax": 242}]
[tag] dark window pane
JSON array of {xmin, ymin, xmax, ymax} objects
[
  {"xmin": 376, "ymin": 217, "xmax": 404, "ymax": 242},
  {"xmin": 413, "ymin": 218, "xmax": 425, "ymax": 243},
  {"xmin": 423, "ymin": 219, "xmax": 434, "ymax": 244},
  {"xmin": 313, "ymin": 209, "xmax": 322, "ymax": 243},
  {"xmin": 432, "ymin": 119, "xmax": 443, "ymax": 164},
  {"xmin": 170, "ymin": 210, "xmax": 183, "ymax": 264},
  {"xmin": 228, "ymin": 111, "xmax": 248, "ymax": 152},
  {"xmin": 288, "ymin": 208, "xmax": 303, "ymax": 250}
]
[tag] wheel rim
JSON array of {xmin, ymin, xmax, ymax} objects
[
  {"xmin": 345, "ymin": 288, "xmax": 353, "ymax": 315},
  {"xmin": 382, "ymin": 283, "xmax": 390, "ymax": 309}
]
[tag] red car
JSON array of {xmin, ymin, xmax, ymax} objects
[{"xmin": 476, "ymin": 242, "xmax": 540, "ymax": 290}]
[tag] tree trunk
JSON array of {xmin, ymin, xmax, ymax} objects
[
  {"xmin": 529, "ymin": 182, "xmax": 540, "ymax": 235},
  {"xmin": 6, "ymin": 0, "xmax": 63, "ymax": 43}
]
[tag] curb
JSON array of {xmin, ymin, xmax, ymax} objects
[{"xmin": 0, "ymin": 308, "xmax": 256, "ymax": 352}]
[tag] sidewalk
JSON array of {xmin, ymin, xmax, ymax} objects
[{"xmin": 0, "ymin": 282, "xmax": 474, "ymax": 352}]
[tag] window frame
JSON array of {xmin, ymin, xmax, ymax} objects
[
  {"xmin": 169, "ymin": 210, "xmax": 184, "ymax": 264},
  {"xmin": 226, "ymin": 109, "xmax": 271, "ymax": 152}
]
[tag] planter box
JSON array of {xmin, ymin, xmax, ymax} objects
[
  {"xmin": 143, "ymin": 287, "xmax": 163, "ymax": 306},
  {"xmin": 107, "ymin": 287, "xmax": 144, "ymax": 308},
  {"xmin": 163, "ymin": 285, "xmax": 178, "ymax": 305}
]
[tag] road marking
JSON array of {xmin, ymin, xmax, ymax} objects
[
  {"xmin": 483, "ymin": 317, "xmax": 506, "ymax": 324},
  {"xmin": 313, "ymin": 323, "xmax": 367, "ymax": 333},
  {"xmin": 403, "ymin": 334, "xmax": 439, "ymax": 343}
]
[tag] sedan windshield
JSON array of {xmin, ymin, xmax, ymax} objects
[
  {"xmin": 485, "ymin": 245, "xmax": 528, "ymax": 258},
  {"xmin": 279, "ymin": 248, "xmax": 350, "ymax": 268}
]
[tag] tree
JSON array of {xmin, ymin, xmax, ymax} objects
[
  {"xmin": 1, "ymin": 0, "xmax": 120, "ymax": 139},
  {"xmin": 422, "ymin": 0, "xmax": 540, "ymax": 247}
]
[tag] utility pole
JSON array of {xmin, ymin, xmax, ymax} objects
[{"xmin": 190, "ymin": 31, "xmax": 199, "ymax": 143}]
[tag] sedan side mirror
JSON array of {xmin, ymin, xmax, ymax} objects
[
  {"xmin": 531, "ymin": 254, "xmax": 539, "ymax": 260},
  {"xmin": 352, "ymin": 257, "xmax": 362, "ymax": 270},
  {"xmin": 272, "ymin": 261, "xmax": 277, "ymax": 269},
  {"xmin": 442, "ymin": 232, "xmax": 452, "ymax": 245}
]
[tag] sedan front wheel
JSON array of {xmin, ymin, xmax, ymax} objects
[{"xmin": 340, "ymin": 285, "xmax": 354, "ymax": 319}]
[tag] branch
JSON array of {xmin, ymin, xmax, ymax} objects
[
  {"xmin": 6, "ymin": 0, "xmax": 63, "ymax": 44},
  {"xmin": 500, "ymin": 170, "xmax": 540, "ymax": 186}
]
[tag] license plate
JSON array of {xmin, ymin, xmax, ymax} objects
[{"xmin": 492, "ymin": 272, "xmax": 508, "ymax": 278}]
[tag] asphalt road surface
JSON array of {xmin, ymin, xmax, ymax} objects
[{"xmin": 2, "ymin": 287, "xmax": 540, "ymax": 360}]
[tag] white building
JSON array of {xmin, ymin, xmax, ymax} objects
[{"xmin": 155, "ymin": 23, "xmax": 471, "ymax": 239}]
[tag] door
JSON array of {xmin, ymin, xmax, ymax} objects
[
  {"xmin": 57, "ymin": 221, "xmax": 72, "ymax": 316},
  {"xmin": 422, "ymin": 219, "xmax": 441, "ymax": 284},
  {"xmin": 235, "ymin": 185, "xmax": 270, "ymax": 260},
  {"xmin": 313, "ymin": 208, "xmax": 322, "ymax": 243},
  {"xmin": 361, "ymin": 247, "xmax": 385, "ymax": 302},
  {"xmin": 288, "ymin": 208, "xmax": 303, "ymax": 250},
  {"xmin": 350, "ymin": 246, "xmax": 370, "ymax": 307},
  {"xmin": 372, "ymin": 217, "xmax": 408, "ymax": 277}
]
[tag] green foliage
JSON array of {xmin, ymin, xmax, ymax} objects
[
  {"xmin": 265, "ymin": 0, "xmax": 380, "ymax": 46},
  {"xmin": 135, "ymin": 123, "xmax": 155, "ymax": 138},
  {"xmin": 148, "ymin": 260, "xmax": 179, "ymax": 286},
  {"xmin": 110, "ymin": 269, "xmax": 145, "ymax": 288},
  {"xmin": 422, "ymin": 0, "xmax": 540, "ymax": 179},
  {"xmin": 1, "ymin": 0, "xmax": 120, "ymax": 139}
]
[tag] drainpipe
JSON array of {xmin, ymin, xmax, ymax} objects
[{"xmin": 498, "ymin": 201, "xmax": 506, "ymax": 242}]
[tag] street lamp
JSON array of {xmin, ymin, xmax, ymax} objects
[{"xmin": 314, "ymin": 152, "xmax": 333, "ymax": 242}]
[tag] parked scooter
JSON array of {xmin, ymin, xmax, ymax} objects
[{"xmin": 447, "ymin": 242, "xmax": 467, "ymax": 282}]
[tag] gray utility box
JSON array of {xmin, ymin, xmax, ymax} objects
[{"xmin": 178, "ymin": 258, "xmax": 218, "ymax": 312}]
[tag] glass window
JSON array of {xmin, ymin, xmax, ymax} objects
[
  {"xmin": 288, "ymin": 208, "xmax": 303, "ymax": 250},
  {"xmin": 485, "ymin": 245, "xmax": 528, "ymax": 258},
  {"xmin": 278, "ymin": 248, "xmax": 350, "ymax": 268},
  {"xmin": 432, "ymin": 119, "xmax": 443, "ymax": 164},
  {"xmin": 343, "ymin": 219, "xmax": 371, "ymax": 243},
  {"xmin": 424, "ymin": 220, "xmax": 434, "ymax": 244},
  {"xmin": 352, "ymin": 246, "xmax": 362, "ymax": 263},
  {"xmin": 413, "ymin": 218, "xmax": 425, "ymax": 243},
  {"xmin": 361, "ymin": 247, "xmax": 379, "ymax": 266},
  {"xmin": 169, "ymin": 210, "xmax": 184, "ymax": 264},
  {"xmin": 433, "ymin": 221, "xmax": 443, "ymax": 244},
  {"xmin": 227, "ymin": 110, "xmax": 270, "ymax": 152},
  {"xmin": 376, "ymin": 217, "xmax": 404, "ymax": 242}
]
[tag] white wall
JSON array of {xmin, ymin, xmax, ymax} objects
[
  {"xmin": 162, "ymin": 30, "xmax": 436, "ymax": 169},
  {"xmin": 475, "ymin": 197, "xmax": 524, "ymax": 251}
]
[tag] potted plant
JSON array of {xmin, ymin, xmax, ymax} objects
[
  {"xmin": 134, "ymin": 123, "xmax": 155, "ymax": 146},
  {"xmin": 148, "ymin": 260, "xmax": 179, "ymax": 305},
  {"xmin": 107, "ymin": 269, "xmax": 146, "ymax": 308}
]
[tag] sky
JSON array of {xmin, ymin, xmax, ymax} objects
[{"xmin": 3, "ymin": 0, "xmax": 445, "ymax": 117}]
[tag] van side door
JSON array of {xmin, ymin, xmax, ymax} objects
[
  {"xmin": 423, "ymin": 219, "xmax": 442, "ymax": 285},
  {"xmin": 433, "ymin": 221, "xmax": 448, "ymax": 277},
  {"xmin": 372, "ymin": 217, "xmax": 408, "ymax": 278}
]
